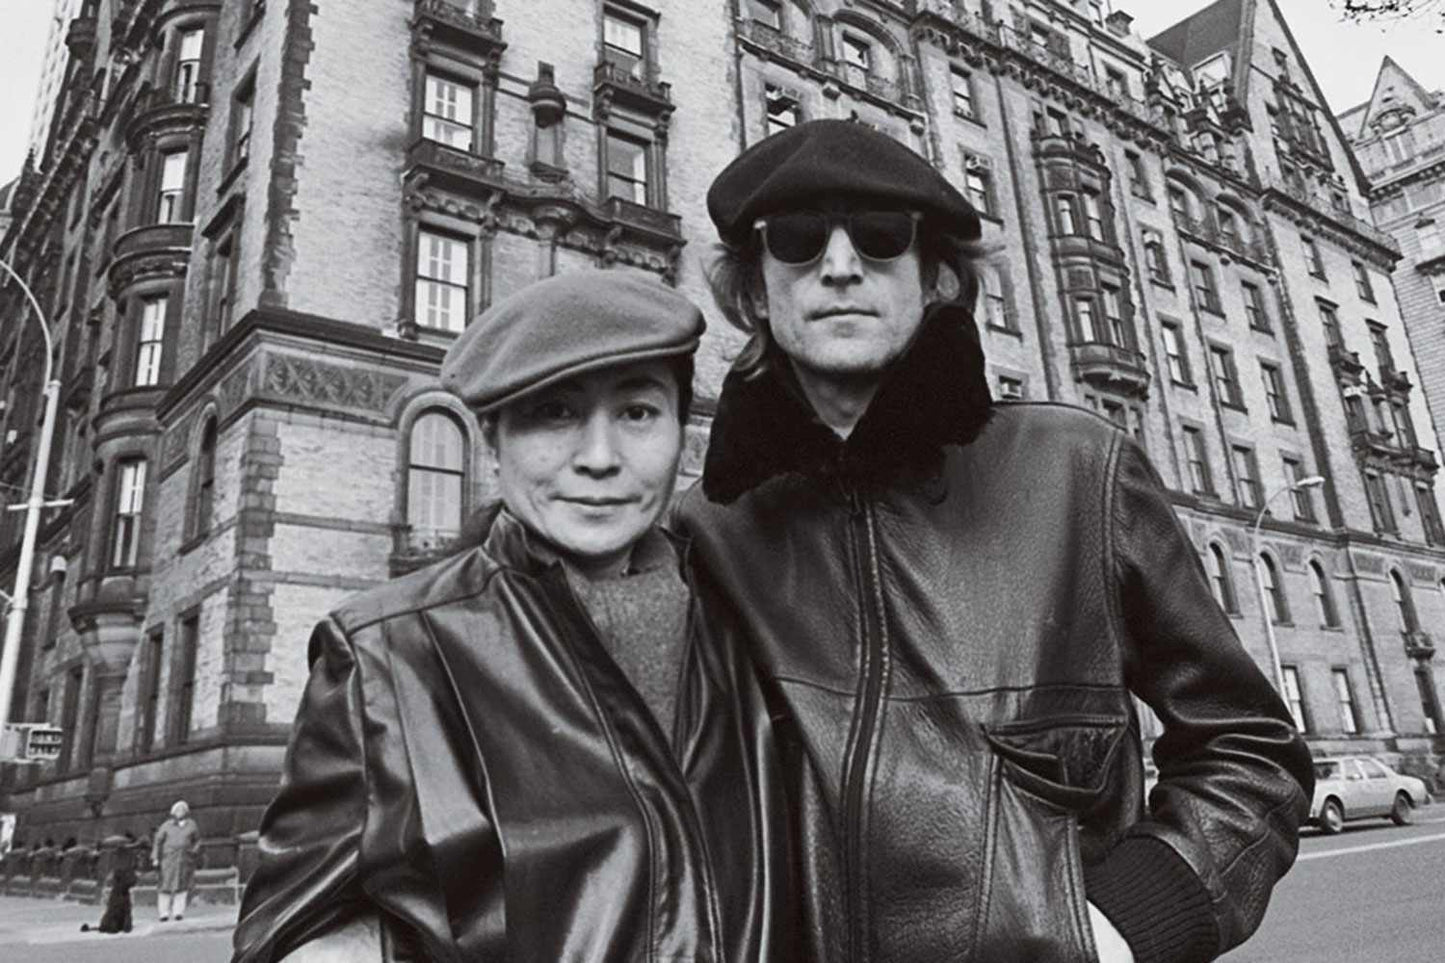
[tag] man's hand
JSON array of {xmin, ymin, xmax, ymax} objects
[{"xmin": 1087, "ymin": 900, "xmax": 1136, "ymax": 963}]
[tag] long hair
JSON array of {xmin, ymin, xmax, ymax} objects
[{"xmin": 703, "ymin": 222, "xmax": 992, "ymax": 375}]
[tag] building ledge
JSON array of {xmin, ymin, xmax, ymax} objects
[{"xmin": 1069, "ymin": 341, "xmax": 1150, "ymax": 399}]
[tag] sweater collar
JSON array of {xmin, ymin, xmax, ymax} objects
[{"xmin": 701, "ymin": 301, "xmax": 993, "ymax": 504}]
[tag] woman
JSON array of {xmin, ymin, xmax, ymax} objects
[
  {"xmin": 232, "ymin": 271, "xmax": 792, "ymax": 963},
  {"xmin": 153, "ymin": 800, "xmax": 201, "ymax": 921}
]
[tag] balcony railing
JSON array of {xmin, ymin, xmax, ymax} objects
[
  {"xmin": 737, "ymin": 18, "xmax": 816, "ymax": 67},
  {"xmin": 1411, "ymin": 447, "xmax": 1440, "ymax": 472},
  {"xmin": 1349, "ymin": 425, "xmax": 1396, "ymax": 459},
  {"xmin": 412, "ymin": 0, "xmax": 504, "ymax": 47},
  {"xmin": 124, "ymin": 81, "xmax": 210, "ymax": 144},
  {"xmin": 1170, "ymin": 210, "xmax": 1274, "ymax": 267},
  {"xmin": 1327, "ymin": 344, "xmax": 1365, "ymax": 377},
  {"xmin": 593, "ymin": 60, "xmax": 673, "ymax": 114},
  {"xmin": 406, "ymin": 137, "xmax": 506, "ymax": 192},
  {"xmin": 1069, "ymin": 341, "xmax": 1150, "ymax": 398},
  {"xmin": 605, "ymin": 196, "xmax": 682, "ymax": 239},
  {"xmin": 1403, "ymin": 630, "xmax": 1435, "ymax": 660},
  {"xmin": 111, "ymin": 222, "xmax": 194, "ymax": 262},
  {"xmin": 1264, "ymin": 172, "xmax": 1403, "ymax": 257},
  {"xmin": 1380, "ymin": 367, "xmax": 1412, "ymax": 394}
]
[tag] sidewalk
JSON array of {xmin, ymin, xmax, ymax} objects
[{"xmin": 0, "ymin": 894, "xmax": 235, "ymax": 946}]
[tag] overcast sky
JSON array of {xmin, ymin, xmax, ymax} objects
[{"xmin": 1, "ymin": 0, "xmax": 1442, "ymax": 187}]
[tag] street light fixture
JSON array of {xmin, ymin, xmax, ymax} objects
[
  {"xmin": 1250, "ymin": 474, "xmax": 1325, "ymax": 704},
  {"xmin": 0, "ymin": 257, "xmax": 64, "ymax": 736}
]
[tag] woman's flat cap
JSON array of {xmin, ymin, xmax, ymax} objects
[
  {"xmin": 440, "ymin": 269, "xmax": 704, "ymax": 412},
  {"xmin": 707, "ymin": 119, "xmax": 982, "ymax": 245}
]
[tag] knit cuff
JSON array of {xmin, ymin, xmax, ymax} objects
[{"xmin": 1083, "ymin": 836, "xmax": 1218, "ymax": 963}]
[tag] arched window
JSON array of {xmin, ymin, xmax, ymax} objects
[
  {"xmin": 189, "ymin": 417, "xmax": 217, "ymax": 539},
  {"xmin": 1260, "ymin": 554, "xmax": 1289, "ymax": 623},
  {"xmin": 1309, "ymin": 560, "xmax": 1339, "ymax": 627},
  {"xmin": 407, "ymin": 411, "xmax": 466, "ymax": 550},
  {"xmin": 1390, "ymin": 569, "xmax": 1419, "ymax": 633},
  {"xmin": 1207, "ymin": 543, "xmax": 1237, "ymax": 613}
]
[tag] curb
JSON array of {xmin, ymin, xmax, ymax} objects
[{"xmin": 20, "ymin": 911, "xmax": 236, "ymax": 945}]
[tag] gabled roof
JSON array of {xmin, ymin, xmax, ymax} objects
[
  {"xmin": 1350, "ymin": 56, "xmax": 1441, "ymax": 138},
  {"xmin": 1147, "ymin": 0, "xmax": 1244, "ymax": 68}
]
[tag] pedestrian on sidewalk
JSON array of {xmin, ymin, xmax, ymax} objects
[{"xmin": 152, "ymin": 800, "xmax": 201, "ymax": 922}]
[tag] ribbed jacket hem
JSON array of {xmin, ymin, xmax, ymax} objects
[{"xmin": 1083, "ymin": 836, "xmax": 1218, "ymax": 963}]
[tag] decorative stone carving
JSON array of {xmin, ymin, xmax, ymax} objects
[{"xmin": 262, "ymin": 354, "xmax": 408, "ymax": 415}]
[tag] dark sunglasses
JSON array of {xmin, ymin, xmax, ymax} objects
[{"xmin": 753, "ymin": 210, "xmax": 922, "ymax": 265}]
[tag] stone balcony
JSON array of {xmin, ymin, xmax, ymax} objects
[
  {"xmin": 124, "ymin": 81, "xmax": 210, "ymax": 148},
  {"xmin": 593, "ymin": 60, "xmax": 673, "ymax": 116},
  {"xmin": 1403, "ymin": 630, "xmax": 1435, "ymax": 660},
  {"xmin": 411, "ymin": 0, "xmax": 505, "ymax": 53},
  {"xmin": 1031, "ymin": 129, "xmax": 1109, "ymax": 170},
  {"xmin": 1327, "ymin": 344, "xmax": 1365, "ymax": 378},
  {"xmin": 1170, "ymin": 210, "xmax": 1275, "ymax": 268},
  {"xmin": 604, "ymin": 196, "xmax": 682, "ymax": 241},
  {"xmin": 1069, "ymin": 341, "xmax": 1150, "ymax": 399},
  {"xmin": 107, "ymin": 221, "xmax": 192, "ymax": 295},
  {"xmin": 737, "ymin": 18, "xmax": 816, "ymax": 68},
  {"xmin": 404, "ymin": 137, "xmax": 506, "ymax": 196}
]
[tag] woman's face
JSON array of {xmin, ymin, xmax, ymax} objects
[{"xmin": 490, "ymin": 360, "xmax": 683, "ymax": 577}]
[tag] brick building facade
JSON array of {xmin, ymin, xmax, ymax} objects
[{"xmin": 1, "ymin": 0, "xmax": 1443, "ymax": 864}]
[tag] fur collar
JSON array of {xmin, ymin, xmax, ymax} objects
[{"xmin": 702, "ymin": 302, "xmax": 993, "ymax": 504}]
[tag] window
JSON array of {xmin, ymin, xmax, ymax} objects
[
  {"xmin": 841, "ymin": 34, "xmax": 872, "ymax": 72},
  {"xmin": 1309, "ymin": 560, "xmax": 1338, "ymax": 626},
  {"xmin": 1216, "ymin": 206, "xmax": 1239, "ymax": 244},
  {"xmin": 1281, "ymin": 665, "xmax": 1308, "ymax": 733},
  {"xmin": 1183, "ymin": 426, "xmax": 1211, "ymax": 493},
  {"xmin": 1144, "ymin": 236, "xmax": 1170, "ymax": 283},
  {"xmin": 996, "ymin": 374, "xmax": 1025, "ymax": 400},
  {"xmin": 210, "ymin": 229, "xmax": 241, "ymax": 335},
  {"xmin": 1283, "ymin": 457, "xmax": 1317, "ymax": 522},
  {"xmin": 606, "ymin": 129, "xmax": 649, "ymax": 204},
  {"xmin": 171, "ymin": 614, "xmax": 199, "ymax": 745},
  {"xmin": 1392, "ymin": 400, "xmax": 1418, "ymax": 448},
  {"xmin": 1074, "ymin": 298, "xmax": 1098, "ymax": 343},
  {"xmin": 157, "ymin": 150, "xmax": 188, "ymax": 223},
  {"xmin": 1353, "ymin": 261, "xmax": 1375, "ymax": 301},
  {"xmin": 191, "ymin": 418, "xmax": 217, "ymax": 538},
  {"xmin": 1190, "ymin": 261, "xmax": 1220, "ymax": 312},
  {"xmin": 1418, "ymin": 485, "xmax": 1444, "ymax": 546},
  {"xmin": 1125, "ymin": 151, "xmax": 1150, "ymax": 198},
  {"xmin": 1207, "ymin": 543, "xmax": 1237, "ymax": 612},
  {"xmin": 423, "ymin": 72, "xmax": 474, "ymax": 149},
  {"xmin": 962, "ymin": 154, "xmax": 994, "ymax": 217},
  {"xmin": 1105, "ymin": 66, "xmax": 1129, "ymax": 101},
  {"xmin": 58, "ymin": 667, "xmax": 83, "ymax": 771},
  {"xmin": 137, "ymin": 629, "xmax": 164, "ymax": 754},
  {"xmin": 1332, "ymin": 669, "xmax": 1360, "ymax": 734},
  {"xmin": 1082, "ymin": 190, "xmax": 1105, "ymax": 241},
  {"xmin": 111, "ymin": 459, "xmax": 147, "ymax": 569},
  {"xmin": 1242, "ymin": 282, "xmax": 1269, "ymax": 331},
  {"xmin": 134, "ymin": 296, "xmax": 166, "ymax": 387},
  {"xmin": 1318, "ymin": 301, "xmax": 1341, "ymax": 349},
  {"xmin": 951, "ymin": 68, "xmax": 975, "ymax": 118},
  {"xmin": 174, "ymin": 27, "xmax": 205, "ymax": 103},
  {"xmin": 603, "ymin": 9, "xmax": 647, "ymax": 80},
  {"xmin": 1101, "ymin": 285, "xmax": 1128, "ymax": 346},
  {"xmin": 407, "ymin": 411, "xmax": 466, "ymax": 549},
  {"xmin": 1366, "ymin": 472, "xmax": 1398, "ymax": 533},
  {"xmin": 1418, "ymin": 220, "xmax": 1442, "ymax": 259},
  {"xmin": 1260, "ymin": 362, "xmax": 1292, "ymax": 422},
  {"xmin": 415, "ymin": 229, "xmax": 469, "ymax": 332},
  {"xmin": 1168, "ymin": 186, "xmax": 1192, "ymax": 221},
  {"xmin": 748, "ymin": 0, "xmax": 782, "ymax": 29},
  {"xmin": 1209, "ymin": 345, "xmax": 1241, "ymax": 406},
  {"xmin": 1389, "ymin": 569, "xmax": 1418, "ymax": 632},
  {"xmin": 1055, "ymin": 195, "xmax": 1078, "ymax": 235},
  {"xmin": 1161, "ymin": 322, "xmax": 1191, "ymax": 384},
  {"xmin": 1232, "ymin": 445, "xmax": 1261, "ymax": 508},
  {"xmin": 1367, "ymin": 323, "xmax": 1395, "ymax": 374},
  {"xmin": 765, "ymin": 84, "xmax": 799, "ymax": 135},
  {"xmin": 230, "ymin": 71, "xmax": 255, "ymax": 167},
  {"xmin": 1301, "ymin": 234, "xmax": 1325, "ymax": 277},
  {"xmin": 1260, "ymin": 554, "xmax": 1290, "ymax": 623},
  {"xmin": 980, "ymin": 264, "xmax": 1011, "ymax": 331}
]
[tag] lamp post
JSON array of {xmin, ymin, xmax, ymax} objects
[
  {"xmin": 1250, "ymin": 474, "xmax": 1325, "ymax": 702},
  {"xmin": 0, "ymin": 257, "xmax": 64, "ymax": 733}
]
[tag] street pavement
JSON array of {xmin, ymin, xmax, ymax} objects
[
  {"xmin": 2, "ymin": 806, "xmax": 1442, "ymax": 961},
  {"xmin": 1223, "ymin": 805, "xmax": 1445, "ymax": 962}
]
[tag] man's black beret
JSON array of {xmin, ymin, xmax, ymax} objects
[
  {"xmin": 707, "ymin": 119, "xmax": 982, "ymax": 246},
  {"xmin": 440, "ymin": 269, "xmax": 704, "ymax": 413}
]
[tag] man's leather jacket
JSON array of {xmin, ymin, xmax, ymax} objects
[
  {"xmin": 232, "ymin": 510, "xmax": 794, "ymax": 963},
  {"xmin": 676, "ymin": 305, "xmax": 1314, "ymax": 963}
]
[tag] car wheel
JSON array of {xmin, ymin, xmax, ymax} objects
[
  {"xmin": 1390, "ymin": 792, "xmax": 1414, "ymax": 826},
  {"xmin": 1319, "ymin": 798, "xmax": 1345, "ymax": 834}
]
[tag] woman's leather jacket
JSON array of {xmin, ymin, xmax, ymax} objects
[
  {"xmin": 676, "ymin": 306, "xmax": 1315, "ymax": 963},
  {"xmin": 232, "ymin": 510, "xmax": 794, "ymax": 963}
]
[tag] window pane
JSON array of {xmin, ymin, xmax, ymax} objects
[
  {"xmin": 416, "ymin": 231, "xmax": 469, "ymax": 332},
  {"xmin": 604, "ymin": 13, "xmax": 644, "ymax": 56},
  {"xmin": 411, "ymin": 412, "xmax": 464, "ymax": 471},
  {"xmin": 607, "ymin": 132, "xmax": 648, "ymax": 203}
]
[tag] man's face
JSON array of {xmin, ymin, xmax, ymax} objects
[{"xmin": 756, "ymin": 202, "xmax": 929, "ymax": 382}]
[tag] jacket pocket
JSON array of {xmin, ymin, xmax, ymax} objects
[
  {"xmin": 970, "ymin": 751, "xmax": 1100, "ymax": 963},
  {"xmin": 983, "ymin": 714, "xmax": 1128, "ymax": 814}
]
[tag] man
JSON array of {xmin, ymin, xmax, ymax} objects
[{"xmin": 677, "ymin": 119, "xmax": 1314, "ymax": 963}]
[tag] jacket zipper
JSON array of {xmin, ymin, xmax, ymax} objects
[
  {"xmin": 549, "ymin": 569, "xmax": 724, "ymax": 963},
  {"xmin": 842, "ymin": 485, "xmax": 887, "ymax": 963}
]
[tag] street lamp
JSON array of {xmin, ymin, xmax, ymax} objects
[
  {"xmin": 0, "ymin": 257, "xmax": 65, "ymax": 735},
  {"xmin": 1250, "ymin": 474, "xmax": 1325, "ymax": 703}
]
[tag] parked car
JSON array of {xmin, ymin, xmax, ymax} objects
[{"xmin": 1309, "ymin": 755, "xmax": 1432, "ymax": 834}]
